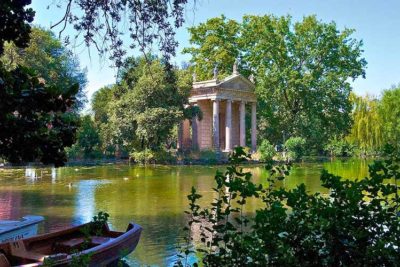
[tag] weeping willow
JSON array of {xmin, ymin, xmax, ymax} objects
[{"xmin": 347, "ymin": 93, "xmax": 383, "ymax": 152}]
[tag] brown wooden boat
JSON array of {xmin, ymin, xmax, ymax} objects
[{"xmin": 0, "ymin": 221, "xmax": 142, "ymax": 267}]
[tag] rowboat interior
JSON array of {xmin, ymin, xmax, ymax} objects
[{"xmin": 0, "ymin": 223, "xmax": 138, "ymax": 266}]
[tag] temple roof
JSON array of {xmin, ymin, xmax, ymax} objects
[{"xmin": 189, "ymin": 73, "xmax": 256, "ymax": 103}]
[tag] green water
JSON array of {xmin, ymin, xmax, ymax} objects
[{"xmin": 0, "ymin": 159, "xmax": 370, "ymax": 266}]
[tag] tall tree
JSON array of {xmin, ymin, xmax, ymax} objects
[
  {"xmin": 0, "ymin": 0, "xmax": 34, "ymax": 55},
  {"xmin": 96, "ymin": 56, "xmax": 198, "ymax": 153},
  {"xmin": 1, "ymin": 27, "xmax": 87, "ymax": 110},
  {"xmin": 183, "ymin": 16, "xmax": 241, "ymax": 80},
  {"xmin": 0, "ymin": 0, "xmax": 80, "ymax": 166},
  {"xmin": 347, "ymin": 93, "xmax": 383, "ymax": 152},
  {"xmin": 184, "ymin": 15, "xmax": 367, "ymax": 149},
  {"xmin": 379, "ymin": 86, "xmax": 400, "ymax": 148},
  {"xmin": 91, "ymin": 85, "xmax": 114, "ymax": 124}
]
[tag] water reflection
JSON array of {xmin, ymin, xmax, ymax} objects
[{"xmin": 0, "ymin": 160, "xmax": 371, "ymax": 266}]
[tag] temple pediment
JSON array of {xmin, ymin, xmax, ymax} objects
[
  {"xmin": 190, "ymin": 73, "xmax": 256, "ymax": 103},
  {"xmin": 218, "ymin": 74, "xmax": 255, "ymax": 92}
]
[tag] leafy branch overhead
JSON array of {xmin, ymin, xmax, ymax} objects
[{"xmin": 50, "ymin": 0, "xmax": 192, "ymax": 67}]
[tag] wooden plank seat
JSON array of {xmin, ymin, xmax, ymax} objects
[
  {"xmin": 9, "ymin": 240, "xmax": 46, "ymax": 261},
  {"xmin": 53, "ymin": 237, "xmax": 86, "ymax": 253},
  {"xmin": 53, "ymin": 236, "xmax": 112, "ymax": 253}
]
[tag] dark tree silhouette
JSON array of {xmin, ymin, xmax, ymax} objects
[{"xmin": 0, "ymin": 0, "xmax": 79, "ymax": 166}]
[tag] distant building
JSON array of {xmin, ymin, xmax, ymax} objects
[{"xmin": 178, "ymin": 64, "xmax": 257, "ymax": 152}]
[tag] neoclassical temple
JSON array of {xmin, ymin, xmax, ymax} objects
[{"xmin": 178, "ymin": 65, "xmax": 257, "ymax": 152}]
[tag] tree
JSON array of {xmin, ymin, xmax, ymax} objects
[
  {"xmin": 0, "ymin": 65, "xmax": 79, "ymax": 166},
  {"xmin": 184, "ymin": 15, "xmax": 367, "ymax": 149},
  {"xmin": 379, "ymin": 85, "xmax": 400, "ymax": 148},
  {"xmin": 91, "ymin": 85, "xmax": 114, "ymax": 124},
  {"xmin": 183, "ymin": 16, "xmax": 241, "ymax": 80},
  {"xmin": 1, "ymin": 27, "xmax": 87, "ymax": 110},
  {"xmin": 68, "ymin": 115, "xmax": 101, "ymax": 159},
  {"xmin": 347, "ymin": 93, "xmax": 383, "ymax": 153},
  {"xmin": 106, "ymin": 58, "xmax": 193, "ymax": 151},
  {"xmin": 50, "ymin": 0, "xmax": 191, "ymax": 67},
  {"xmin": 0, "ymin": 0, "xmax": 34, "ymax": 55},
  {"xmin": 0, "ymin": 0, "xmax": 80, "ymax": 166}
]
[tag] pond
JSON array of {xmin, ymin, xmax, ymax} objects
[{"xmin": 0, "ymin": 159, "xmax": 371, "ymax": 266}]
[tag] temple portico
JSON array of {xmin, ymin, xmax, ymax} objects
[{"xmin": 178, "ymin": 65, "xmax": 257, "ymax": 152}]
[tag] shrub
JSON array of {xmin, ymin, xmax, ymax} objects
[
  {"xmin": 130, "ymin": 149, "xmax": 176, "ymax": 164},
  {"xmin": 198, "ymin": 150, "xmax": 218, "ymax": 164},
  {"xmin": 324, "ymin": 137, "xmax": 355, "ymax": 157},
  {"xmin": 257, "ymin": 139, "xmax": 276, "ymax": 162},
  {"xmin": 176, "ymin": 145, "xmax": 400, "ymax": 266},
  {"xmin": 130, "ymin": 149, "xmax": 155, "ymax": 164},
  {"xmin": 285, "ymin": 137, "xmax": 306, "ymax": 161}
]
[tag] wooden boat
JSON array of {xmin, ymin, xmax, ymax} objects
[
  {"xmin": 0, "ymin": 216, "xmax": 44, "ymax": 244},
  {"xmin": 0, "ymin": 221, "xmax": 142, "ymax": 266}
]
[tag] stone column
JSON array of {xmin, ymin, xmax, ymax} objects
[
  {"xmin": 212, "ymin": 99, "xmax": 220, "ymax": 150},
  {"xmin": 240, "ymin": 101, "xmax": 246, "ymax": 147},
  {"xmin": 225, "ymin": 100, "xmax": 232, "ymax": 151},
  {"xmin": 192, "ymin": 115, "xmax": 199, "ymax": 151},
  {"xmin": 177, "ymin": 121, "xmax": 183, "ymax": 151},
  {"xmin": 251, "ymin": 102, "xmax": 257, "ymax": 152}
]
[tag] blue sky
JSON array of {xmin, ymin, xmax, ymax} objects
[{"xmin": 30, "ymin": 0, "xmax": 400, "ymax": 106}]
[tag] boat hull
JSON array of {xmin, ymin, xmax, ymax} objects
[
  {"xmin": 0, "ymin": 222, "xmax": 142, "ymax": 267},
  {"xmin": 0, "ymin": 216, "xmax": 44, "ymax": 244}
]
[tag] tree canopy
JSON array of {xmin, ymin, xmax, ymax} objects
[
  {"xmin": 0, "ymin": 0, "xmax": 34, "ymax": 55},
  {"xmin": 0, "ymin": 0, "xmax": 81, "ymax": 166},
  {"xmin": 379, "ymin": 85, "xmax": 400, "ymax": 148},
  {"xmin": 90, "ymin": 56, "xmax": 197, "ymax": 154},
  {"xmin": 184, "ymin": 15, "xmax": 367, "ymax": 149},
  {"xmin": 1, "ymin": 27, "xmax": 87, "ymax": 110},
  {"xmin": 347, "ymin": 93, "xmax": 383, "ymax": 152}
]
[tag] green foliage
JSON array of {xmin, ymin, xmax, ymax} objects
[
  {"xmin": 1, "ymin": 27, "xmax": 87, "ymax": 110},
  {"xmin": 379, "ymin": 85, "xmax": 400, "ymax": 148},
  {"xmin": 257, "ymin": 139, "xmax": 276, "ymax": 162},
  {"xmin": 347, "ymin": 93, "xmax": 383, "ymax": 153},
  {"xmin": 67, "ymin": 115, "xmax": 102, "ymax": 159},
  {"xmin": 183, "ymin": 15, "xmax": 241, "ymax": 81},
  {"xmin": 0, "ymin": 0, "xmax": 34, "ymax": 55},
  {"xmin": 198, "ymin": 150, "xmax": 219, "ymax": 165},
  {"xmin": 177, "ymin": 146, "xmax": 400, "ymax": 266},
  {"xmin": 91, "ymin": 86, "xmax": 114, "ymax": 124},
  {"xmin": 285, "ymin": 137, "xmax": 306, "ymax": 161},
  {"xmin": 130, "ymin": 149, "xmax": 176, "ymax": 164},
  {"xmin": 97, "ymin": 57, "xmax": 198, "ymax": 153},
  {"xmin": 91, "ymin": 211, "xmax": 110, "ymax": 236},
  {"xmin": 0, "ymin": 1, "xmax": 80, "ymax": 166},
  {"xmin": 0, "ymin": 63, "xmax": 79, "ymax": 166},
  {"xmin": 185, "ymin": 15, "xmax": 367, "ymax": 150},
  {"xmin": 324, "ymin": 137, "xmax": 355, "ymax": 157}
]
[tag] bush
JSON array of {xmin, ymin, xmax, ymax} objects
[
  {"xmin": 324, "ymin": 137, "xmax": 355, "ymax": 157},
  {"xmin": 130, "ymin": 149, "xmax": 176, "ymax": 164},
  {"xmin": 176, "ymin": 146, "xmax": 400, "ymax": 266},
  {"xmin": 130, "ymin": 149, "xmax": 155, "ymax": 164},
  {"xmin": 198, "ymin": 150, "xmax": 219, "ymax": 164},
  {"xmin": 285, "ymin": 137, "xmax": 306, "ymax": 161},
  {"xmin": 257, "ymin": 139, "xmax": 276, "ymax": 162}
]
